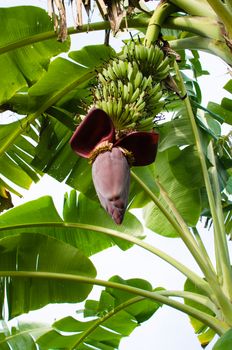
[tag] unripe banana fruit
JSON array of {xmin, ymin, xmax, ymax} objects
[{"xmin": 92, "ymin": 41, "xmax": 171, "ymax": 131}]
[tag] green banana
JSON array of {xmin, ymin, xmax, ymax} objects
[
  {"xmin": 119, "ymin": 59, "xmax": 127, "ymax": 77},
  {"xmin": 97, "ymin": 100, "xmax": 109, "ymax": 115},
  {"xmin": 119, "ymin": 103, "xmax": 131, "ymax": 125},
  {"xmin": 149, "ymin": 83, "xmax": 162, "ymax": 97},
  {"xmin": 148, "ymin": 90, "xmax": 163, "ymax": 103},
  {"xmin": 92, "ymin": 40, "xmax": 173, "ymax": 131},
  {"xmin": 137, "ymin": 117, "xmax": 154, "ymax": 131},
  {"xmin": 133, "ymin": 71, "xmax": 143, "ymax": 89},
  {"xmin": 116, "ymin": 98, "xmax": 123, "ymax": 119},
  {"xmin": 94, "ymin": 88, "xmax": 101, "ymax": 101},
  {"xmin": 127, "ymin": 82, "xmax": 134, "ymax": 102},
  {"xmin": 130, "ymin": 87, "xmax": 141, "ymax": 103},
  {"xmin": 108, "ymin": 65, "xmax": 118, "ymax": 81},
  {"xmin": 123, "ymin": 84, "xmax": 129, "ymax": 102},
  {"xmin": 118, "ymin": 80, "xmax": 124, "ymax": 98},
  {"xmin": 98, "ymin": 72, "xmax": 107, "ymax": 85},
  {"xmin": 112, "ymin": 98, "xmax": 118, "ymax": 118}
]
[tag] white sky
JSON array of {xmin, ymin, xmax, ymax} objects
[{"xmin": 1, "ymin": 1, "xmax": 232, "ymax": 349}]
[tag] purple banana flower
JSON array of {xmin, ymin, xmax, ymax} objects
[
  {"xmin": 70, "ymin": 108, "xmax": 159, "ymax": 224},
  {"xmin": 92, "ymin": 148, "xmax": 130, "ymax": 225}
]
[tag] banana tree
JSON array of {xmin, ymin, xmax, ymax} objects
[{"xmin": 0, "ymin": 1, "xmax": 231, "ymax": 349}]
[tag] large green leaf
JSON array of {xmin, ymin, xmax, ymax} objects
[
  {"xmin": 0, "ymin": 6, "xmax": 69, "ymax": 104},
  {"xmin": 0, "ymin": 233, "xmax": 96, "ymax": 319},
  {"xmin": 0, "ymin": 191, "xmax": 144, "ymax": 256},
  {"xmin": 36, "ymin": 276, "xmax": 161, "ymax": 349},
  {"xmin": 27, "ymin": 57, "xmax": 89, "ymax": 109},
  {"xmin": 144, "ymin": 150, "xmax": 201, "ymax": 237},
  {"xmin": 26, "ymin": 44, "xmax": 115, "ymax": 112},
  {"xmin": 5, "ymin": 44, "xmax": 115, "ymax": 116}
]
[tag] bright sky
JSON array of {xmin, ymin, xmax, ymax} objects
[{"xmin": 1, "ymin": 1, "xmax": 232, "ymax": 349}]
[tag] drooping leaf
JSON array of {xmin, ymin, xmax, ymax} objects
[
  {"xmin": 0, "ymin": 191, "xmax": 144, "ymax": 256},
  {"xmin": 0, "ymin": 233, "xmax": 96, "ymax": 319},
  {"xmin": 26, "ymin": 44, "xmax": 115, "ymax": 113},
  {"xmin": 144, "ymin": 150, "xmax": 201, "ymax": 237},
  {"xmin": 5, "ymin": 44, "xmax": 115, "ymax": 116},
  {"xmin": 37, "ymin": 276, "xmax": 161, "ymax": 349},
  {"xmin": 27, "ymin": 57, "xmax": 89, "ymax": 109}
]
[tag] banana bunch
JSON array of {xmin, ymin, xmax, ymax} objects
[
  {"xmin": 92, "ymin": 41, "xmax": 171, "ymax": 131},
  {"xmin": 121, "ymin": 41, "xmax": 170, "ymax": 81}
]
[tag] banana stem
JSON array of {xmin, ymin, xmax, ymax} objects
[
  {"xmin": 225, "ymin": 0, "xmax": 232, "ymax": 12},
  {"xmin": 1, "ymin": 16, "xmax": 231, "ymax": 65},
  {"xmin": 174, "ymin": 61, "xmax": 232, "ymax": 323},
  {"xmin": 198, "ymin": 111, "xmax": 230, "ymax": 284},
  {"xmin": 155, "ymin": 179, "xmax": 232, "ymax": 313},
  {"xmin": 164, "ymin": 16, "xmax": 223, "ymax": 41},
  {"xmin": 192, "ymin": 227, "xmax": 217, "ymax": 275},
  {"xmin": 131, "ymin": 171, "xmax": 223, "ymax": 308},
  {"xmin": 207, "ymin": 138, "xmax": 232, "ymax": 298},
  {"xmin": 169, "ymin": 36, "xmax": 232, "ymax": 66},
  {"xmin": 160, "ymin": 290, "xmax": 218, "ymax": 314},
  {"xmin": 206, "ymin": 0, "xmax": 232, "ymax": 38},
  {"xmin": 169, "ymin": 0, "xmax": 217, "ymax": 17},
  {"xmin": 155, "ymin": 180, "xmax": 214, "ymax": 271},
  {"xmin": 144, "ymin": 1, "xmax": 177, "ymax": 47}
]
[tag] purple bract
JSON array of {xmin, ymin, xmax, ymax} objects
[{"xmin": 70, "ymin": 108, "xmax": 159, "ymax": 224}]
